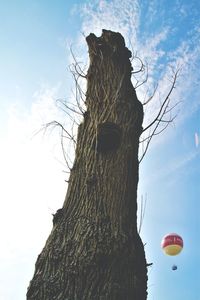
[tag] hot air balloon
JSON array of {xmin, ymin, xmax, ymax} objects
[
  {"xmin": 161, "ymin": 233, "xmax": 183, "ymax": 255},
  {"xmin": 161, "ymin": 233, "xmax": 183, "ymax": 271}
]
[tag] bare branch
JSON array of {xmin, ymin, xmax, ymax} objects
[
  {"xmin": 44, "ymin": 121, "xmax": 77, "ymax": 145},
  {"xmin": 142, "ymin": 83, "xmax": 158, "ymax": 105},
  {"xmin": 142, "ymin": 69, "xmax": 179, "ymax": 133},
  {"xmin": 139, "ymin": 118, "xmax": 160, "ymax": 163},
  {"xmin": 70, "ymin": 46, "xmax": 87, "ymax": 79},
  {"xmin": 60, "ymin": 128, "xmax": 73, "ymax": 171},
  {"xmin": 131, "ymin": 54, "xmax": 145, "ymax": 74},
  {"xmin": 56, "ymin": 99, "xmax": 82, "ymax": 117},
  {"xmin": 69, "ymin": 66, "xmax": 86, "ymax": 114},
  {"xmin": 138, "ymin": 194, "xmax": 147, "ymax": 234}
]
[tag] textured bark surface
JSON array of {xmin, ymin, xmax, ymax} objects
[{"xmin": 27, "ymin": 29, "xmax": 147, "ymax": 300}]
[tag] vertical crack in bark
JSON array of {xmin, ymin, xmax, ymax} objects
[{"xmin": 27, "ymin": 29, "xmax": 147, "ymax": 300}]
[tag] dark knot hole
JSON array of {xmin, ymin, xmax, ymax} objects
[{"xmin": 96, "ymin": 122, "xmax": 121, "ymax": 153}]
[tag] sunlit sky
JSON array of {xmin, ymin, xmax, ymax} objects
[{"xmin": 0, "ymin": 1, "xmax": 200, "ymax": 299}]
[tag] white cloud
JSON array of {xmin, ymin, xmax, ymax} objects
[
  {"xmin": 80, "ymin": 0, "xmax": 140, "ymax": 41},
  {"xmin": 76, "ymin": 0, "xmax": 173, "ymax": 141},
  {"xmin": 0, "ymin": 85, "xmax": 74, "ymax": 299},
  {"xmin": 67, "ymin": 1, "xmax": 200, "ymax": 200},
  {"xmin": 77, "ymin": 0, "xmax": 200, "ymax": 132},
  {"xmin": 168, "ymin": 150, "xmax": 199, "ymax": 174},
  {"xmin": 2, "ymin": 1, "xmax": 199, "ymax": 298}
]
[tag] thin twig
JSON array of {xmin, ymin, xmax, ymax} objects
[{"xmin": 142, "ymin": 69, "xmax": 179, "ymax": 133}]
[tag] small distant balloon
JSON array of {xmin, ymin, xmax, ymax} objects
[
  {"xmin": 161, "ymin": 233, "xmax": 183, "ymax": 256},
  {"xmin": 172, "ymin": 264, "xmax": 178, "ymax": 271}
]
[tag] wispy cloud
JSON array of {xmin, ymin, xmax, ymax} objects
[
  {"xmin": 0, "ymin": 84, "xmax": 69, "ymax": 265},
  {"xmin": 0, "ymin": 75, "xmax": 84, "ymax": 297},
  {"xmin": 77, "ymin": 0, "xmax": 200, "ymax": 123},
  {"xmin": 140, "ymin": 149, "xmax": 199, "ymax": 194},
  {"xmin": 66, "ymin": 0, "xmax": 200, "ymax": 182},
  {"xmin": 80, "ymin": 0, "xmax": 140, "ymax": 41},
  {"xmin": 77, "ymin": 0, "xmax": 200, "ymax": 128}
]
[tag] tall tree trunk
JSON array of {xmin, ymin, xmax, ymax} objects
[{"xmin": 27, "ymin": 29, "xmax": 147, "ymax": 300}]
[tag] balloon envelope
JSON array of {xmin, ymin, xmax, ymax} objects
[{"xmin": 161, "ymin": 233, "xmax": 183, "ymax": 256}]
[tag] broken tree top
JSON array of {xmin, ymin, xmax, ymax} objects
[{"xmin": 86, "ymin": 29, "xmax": 133, "ymax": 73}]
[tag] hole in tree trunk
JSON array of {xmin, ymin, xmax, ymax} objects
[{"xmin": 96, "ymin": 122, "xmax": 121, "ymax": 153}]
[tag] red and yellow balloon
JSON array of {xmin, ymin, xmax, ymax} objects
[{"xmin": 161, "ymin": 233, "xmax": 183, "ymax": 256}]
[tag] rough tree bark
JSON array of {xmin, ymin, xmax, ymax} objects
[{"xmin": 27, "ymin": 29, "xmax": 147, "ymax": 300}]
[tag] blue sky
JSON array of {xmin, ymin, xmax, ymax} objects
[{"xmin": 0, "ymin": 1, "xmax": 200, "ymax": 299}]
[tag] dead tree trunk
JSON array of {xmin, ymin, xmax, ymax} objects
[{"xmin": 27, "ymin": 29, "xmax": 147, "ymax": 300}]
